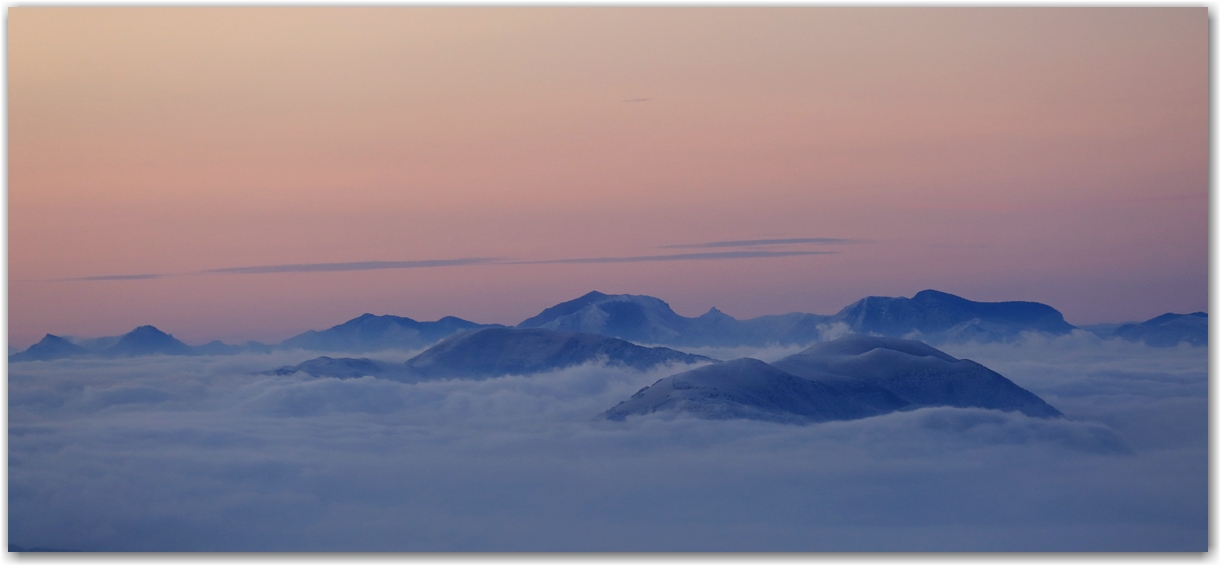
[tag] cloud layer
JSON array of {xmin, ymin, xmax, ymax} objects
[{"xmin": 8, "ymin": 335, "xmax": 1206, "ymax": 551}]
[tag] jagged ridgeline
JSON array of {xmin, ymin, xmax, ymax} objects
[{"xmin": 10, "ymin": 289, "xmax": 1207, "ymax": 363}]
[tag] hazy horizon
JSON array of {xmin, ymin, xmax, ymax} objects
[
  {"xmin": 6, "ymin": 284, "xmax": 1205, "ymax": 351},
  {"xmin": 8, "ymin": 7, "xmax": 1208, "ymax": 349}
]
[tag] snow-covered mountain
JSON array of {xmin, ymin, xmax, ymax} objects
[
  {"xmin": 601, "ymin": 357, "xmax": 909, "ymax": 424},
  {"xmin": 278, "ymin": 313, "xmax": 498, "ymax": 353},
  {"xmin": 825, "ymin": 289, "xmax": 1076, "ymax": 343},
  {"xmin": 1113, "ymin": 312, "xmax": 1207, "ymax": 347},
  {"xmin": 14, "ymin": 290, "xmax": 1202, "ymax": 364},
  {"xmin": 402, "ymin": 327, "xmax": 715, "ymax": 381},
  {"xmin": 272, "ymin": 327, "xmax": 715, "ymax": 382},
  {"xmin": 601, "ymin": 334, "xmax": 1061, "ymax": 424},
  {"xmin": 517, "ymin": 291, "xmax": 828, "ymax": 347},
  {"xmin": 770, "ymin": 334, "xmax": 1062, "ymax": 417}
]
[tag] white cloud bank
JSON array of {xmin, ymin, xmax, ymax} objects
[{"xmin": 8, "ymin": 334, "xmax": 1206, "ymax": 551}]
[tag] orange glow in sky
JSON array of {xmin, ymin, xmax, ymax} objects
[{"xmin": 8, "ymin": 7, "xmax": 1208, "ymax": 347}]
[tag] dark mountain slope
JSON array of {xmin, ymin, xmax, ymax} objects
[
  {"xmin": 602, "ymin": 334, "xmax": 1061, "ymax": 424},
  {"xmin": 8, "ymin": 334, "xmax": 89, "ymax": 362},
  {"xmin": 1113, "ymin": 312, "xmax": 1207, "ymax": 347},
  {"xmin": 103, "ymin": 326, "xmax": 195, "ymax": 357},
  {"xmin": 826, "ymin": 289, "xmax": 1075, "ymax": 343},
  {"xmin": 402, "ymin": 327, "xmax": 714, "ymax": 381},
  {"xmin": 601, "ymin": 358, "xmax": 910, "ymax": 424},
  {"xmin": 279, "ymin": 313, "xmax": 497, "ymax": 353},
  {"xmin": 518, "ymin": 291, "xmax": 827, "ymax": 347},
  {"xmin": 772, "ymin": 334, "xmax": 1061, "ymax": 418}
]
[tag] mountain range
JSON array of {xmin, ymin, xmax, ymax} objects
[
  {"xmin": 277, "ymin": 313, "xmax": 498, "ymax": 353},
  {"xmin": 517, "ymin": 291, "xmax": 828, "ymax": 347},
  {"xmin": 10, "ymin": 326, "xmax": 204, "ymax": 362},
  {"xmin": 600, "ymin": 334, "xmax": 1063, "ymax": 424},
  {"xmin": 825, "ymin": 289, "xmax": 1077, "ymax": 343},
  {"xmin": 10, "ymin": 289, "xmax": 1207, "ymax": 362},
  {"xmin": 270, "ymin": 327, "xmax": 713, "ymax": 382},
  {"xmin": 10, "ymin": 315, "xmax": 496, "ymax": 362}
]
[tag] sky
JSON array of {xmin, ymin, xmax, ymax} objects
[
  {"xmin": 8, "ymin": 333, "xmax": 1206, "ymax": 550},
  {"xmin": 8, "ymin": 7, "xmax": 1209, "ymax": 348}
]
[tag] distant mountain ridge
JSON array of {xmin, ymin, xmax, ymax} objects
[
  {"xmin": 10, "ymin": 313, "xmax": 496, "ymax": 363},
  {"xmin": 1113, "ymin": 312, "xmax": 1207, "ymax": 347},
  {"xmin": 517, "ymin": 291, "xmax": 828, "ymax": 347},
  {"xmin": 278, "ymin": 313, "xmax": 499, "ymax": 353},
  {"xmin": 601, "ymin": 334, "xmax": 1062, "ymax": 424},
  {"xmin": 10, "ymin": 326, "xmax": 196, "ymax": 362},
  {"xmin": 271, "ymin": 327, "xmax": 715, "ymax": 381},
  {"xmin": 825, "ymin": 289, "xmax": 1076, "ymax": 343},
  {"xmin": 11, "ymin": 290, "xmax": 1206, "ymax": 362}
]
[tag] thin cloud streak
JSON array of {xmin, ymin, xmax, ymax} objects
[
  {"xmin": 57, "ymin": 273, "xmax": 170, "ymax": 282},
  {"xmin": 202, "ymin": 258, "xmax": 504, "ymax": 275},
  {"xmin": 52, "ymin": 248, "xmax": 843, "ymax": 282},
  {"xmin": 658, "ymin": 238, "xmax": 864, "ymax": 249},
  {"xmin": 49, "ymin": 258, "xmax": 505, "ymax": 282},
  {"xmin": 512, "ymin": 250, "xmax": 838, "ymax": 265}
]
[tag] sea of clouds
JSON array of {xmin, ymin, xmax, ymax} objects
[{"xmin": 8, "ymin": 332, "xmax": 1207, "ymax": 551}]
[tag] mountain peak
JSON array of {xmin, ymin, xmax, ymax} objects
[
  {"xmin": 912, "ymin": 289, "xmax": 963, "ymax": 301},
  {"xmin": 128, "ymin": 325, "xmax": 171, "ymax": 337},
  {"xmin": 518, "ymin": 291, "xmax": 621, "ymax": 328},
  {"xmin": 278, "ymin": 312, "xmax": 489, "ymax": 352},
  {"xmin": 9, "ymin": 333, "xmax": 89, "ymax": 363},
  {"xmin": 109, "ymin": 325, "xmax": 192, "ymax": 357}
]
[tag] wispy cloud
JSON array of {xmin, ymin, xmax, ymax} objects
[
  {"xmin": 202, "ymin": 258, "xmax": 503, "ymax": 275},
  {"xmin": 49, "ymin": 258, "xmax": 503, "ymax": 282},
  {"xmin": 511, "ymin": 250, "xmax": 837, "ymax": 265},
  {"xmin": 658, "ymin": 237, "xmax": 863, "ymax": 249},
  {"xmin": 620, "ymin": 98, "xmax": 651, "ymax": 102},
  {"xmin": 57, "ymin": 273, "xmax": 171, "ymax": 282},
  {"xmin": 51, "ymin": 248, "xmax": 840, "ymax": 283}
]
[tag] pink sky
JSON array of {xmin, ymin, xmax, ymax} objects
[{"xmin": 8, "ymin": 7, "xmax": 1208, "ymax": 348}]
